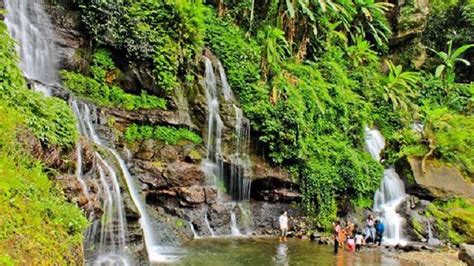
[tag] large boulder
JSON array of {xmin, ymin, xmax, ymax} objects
[
  {"xmin": 408, "ymin": 157, "xmax": 474, "ymax": 199},
  {"xmin": 389, "ymin": 0, "xmax": 430, "ymax": 68},
  {"xmin": 163, "ymin": 161, "xmax": 206, "ymax": 187},
  {"xmin": 391, "ymin": 0, "xmax": 430, "ymax": 43},
  {"xmin": 459, "ymin": 244, "xmax": 474, "ymax": 266}
]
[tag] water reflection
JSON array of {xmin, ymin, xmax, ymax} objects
[
  {"xmin": 273, "ymin": 243, "xmax": 289, "ymax": 266},
  {"xmin": 181, "ymin": 238, "xmax": 409, "ymax": 266}
]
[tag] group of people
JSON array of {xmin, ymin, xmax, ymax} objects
[
  {"xmin": 278, "ymin": 211, "xmax": 385, "ymax": 254},
  {"xmin": 332, "ymin": 214, "xmax": 385, "ymax": 254}
]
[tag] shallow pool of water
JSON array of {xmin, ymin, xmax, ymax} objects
[{"xmin": 178, "ymin": 238, "xmax": 410, "ymax": 266}]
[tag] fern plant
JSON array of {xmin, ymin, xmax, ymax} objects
[{"xmin": 383, "ymin": 60, "xmax": 420, "ymax": 113}]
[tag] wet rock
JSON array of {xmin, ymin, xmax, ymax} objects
[
  {"xmin": 318, "ymin": 237, "xmax": 331, "ymax": 245},
  {"xmin": 135, "ymin": 140, "xmax": 155, "ymax": 161},
  {"xmin": 178, "ymin": 186, "xmax": 206, "ymax": 204},
  {"xmin": 459, "ymin": 244, "xmax": 474, "ymax": 266},
  {"xmin": 251, "ymin": 201, "xmax": 304, "ymax": 235},
  {"xmin": 130, "ymin": 160, "xmax": 167, "ymax": 189},
  {"xmin": 310, "ymin": 233, "xmax": 321, "ymax": 241},
  {"xmin": 397, "ymin": 243, "xmax": 423, "ymax": 252},
  {"xmin": 408, "ymin": 157, "xmax": 474, "ymax": 199},
  {"xmin": 251, "ymin": 156, "xmax": 290, "ymax": 181},
  {"xmin": 44, "ymin": 2, "xmax": 87, "ymax": 71},
  {"xmin": 256, "ymin": 188, "xmax": 302, "ymax": 203},
  {"xmin": 105, "ymin": 107, "xmax": 196, "ymax": 130},
  {"xmin": 204, "ymin": 187, "xmax": 218, "ymax": 204},
  {"xmin": 163, "ymin": 162, "xmax": 206, "ymax": 187}
]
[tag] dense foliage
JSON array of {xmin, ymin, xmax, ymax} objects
[
  {"xmin": 423, "ymin": 0, "xmax": 474, "ymax": 83},
  {"xmin": 0, "ymin": 22, "xmax": 77, "ymax": 148},
  {"xmin": 0, "ymin": 22, "xmax": 87, "ymax": 264},
  {"xmin": 62, "ymin": 49, "xmax": 167, "ymax": 110},
  {"xmin": 79, "ymin": 0, "xmax": 207, "ymax": 92},
  {"xmin": 124, "ymin": 124, "xmax": 202, "ymax": 145},
  {"xmin": 64, "ymin": 0, "xmax": 473, "ymax": 227},
  {"xmin": 427, "ymin": 198, "xmax": 474, "ymax": 244}
]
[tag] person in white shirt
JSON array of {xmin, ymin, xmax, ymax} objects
[
  {"xmin": 355, "ymin": 230, "xmax": 364, "ymax": 252},
  {"xmin": 279, "ymin": 211, "xmax": 288, "ymax": 242}
]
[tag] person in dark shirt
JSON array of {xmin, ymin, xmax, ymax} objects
[{"xmin": 375, "ymin": 219, "xmax": 385, "ymax": 246}]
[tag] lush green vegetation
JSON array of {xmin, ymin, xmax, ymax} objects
[
  {"xmin": 124, "ymin": 124, "xmax": 202, "ymax": 145},
  {"xmin": 427, "ymin": 198, "xmax": 474, "ymax": 244},
  {"xmin": 0, "ymin": 21, "xmax": 87, "ymax": 264},
  {"xmin": 67, "ymin": 0, "xmax": 473, "ymax": 228},
  {"xmin": 79, "ymin": 1, "xmax": 206, "ymax": 92},
  {"xmin": 62, "ymin": 49, "xmax": 167, "ymax": 110},
  {"xmin": 0, "ymin": 22, "xmax": 77, "ymax": 148}
]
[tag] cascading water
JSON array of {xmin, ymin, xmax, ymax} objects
[
  {"xmin": 4, "ymin": 0, "xmax": 59, "ymax": 89},
  {"xmin": 201, "ymin": 56, "xmax": 253, "ymax": 236},
  {"xmin": 73, "ymin": 101, "xmax": 182, "ymax": 263},
  {"xmin": 202, "ymin": 57, "xmax": 225, "ymax": 190},
  {"xmin": 5, "ymin": 0, "xmax": 180, "ymax": 263},
  {"xmin": 365, "ymin": 127, "xmax": 407, "ymax": 245}
]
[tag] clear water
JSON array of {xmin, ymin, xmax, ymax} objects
[{"xmin": 179, "ymin": 238, "xmax": 408, "ymax": 266}]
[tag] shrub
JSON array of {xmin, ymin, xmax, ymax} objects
[
  {"xmin": 0, "ymin": 21, "xmax": 77, "ymax": 148},
  {"xmin": 124, "ymin": 124, "xmax": 202, "ymax": 145},
  {"xmin": 61, "ymin": 49, "xmax": 167, "ymax": 111},
  {"xmin": 0, "ymin": 101, "xmax": 87, "ymax": 264}
]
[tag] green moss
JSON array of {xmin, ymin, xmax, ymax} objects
[
  {"xmin": 61, "ymin": 50, "xmax": 167, "ymax": 111},
  {"xmin": 124, "ymin": 124, "xmax": 202, "ymax": 145},
  {"xmin": 187, "ymin": 149, "xmax": 202, "ymax": 162},
  {"xmin": 411, "ymin": 218, "xmax": 425, "ymax": 238},
  {"xmin": 427, "ymin": 198, "xmax": 474, "ymax": 244}
]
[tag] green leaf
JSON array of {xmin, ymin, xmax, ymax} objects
[
  {"xmin": 286, "ymin": 0, "xmax": 296, "ymax": 18},
  {"xmin": 435, "ymin": 64, "xmax": 446, "ymax": 78}
]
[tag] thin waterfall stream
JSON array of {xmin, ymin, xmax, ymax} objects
[
  {"xmin": 5, "ymin": 0, "xmax": 180, "ymax": 263},
  {"xmin": 201, "ymin": 55, "xmax": 253, "ymax": 237},
  {"xmin": 365, "ymin": 127, "xmax": 407, "ymax": 245}
]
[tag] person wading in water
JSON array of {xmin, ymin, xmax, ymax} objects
[
  {"xmin": 333, "ymin": 220, "xmax": 341, "ymax": 254},
  {"xmin": 279, "ymin": 211, "xmax": 288, "ymax": 242}
]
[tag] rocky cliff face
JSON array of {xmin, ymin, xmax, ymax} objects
[
  {"xmin": 44, "ymin": 2, "xmax": 303, "ymax": 245},
  {"xmin": 389, "ymin": 0, "xmax": 430, "ymax": 68}
]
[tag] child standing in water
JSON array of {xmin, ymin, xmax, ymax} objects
[
  {"xmin": 279, "ymin": 211, "xmax": 288, "ymax": 242},
  {"xmin": 355, "ymin": 230, "xmax": 364, "ymax": 252},
  {"xmin": 346, "ymin": 236, "xmax": 356, "ymax": 252}
]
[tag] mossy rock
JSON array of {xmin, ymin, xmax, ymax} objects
[{"xmin": 427, "ymin": 198, "xmax": 474, "ymax": 244}]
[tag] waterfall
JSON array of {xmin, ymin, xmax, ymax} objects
[
  {"xmin": 229, "ymin": 105, "xmax": 252, "ymax": 201},
  {"xmin": 73, "ymin": 101, "xmax": 181, "ymax": 263},
  {"xmin": 230, "ymin": 210, "xmax": 242, "ymax": 236},
  {"xmin": 5, "ymin": 0, "xmax": 180, "ymax": 263},
  {"xmin": 365, "ymin": 127, "xmax": 407, "ymax": 245},
  {"xmin": 4, "ymin": 0, "xmax": 59, "ymax": 87},
  {"xmin": 427, "ymin": 219, "xmax": 442, "ymax": 246},
  {"xmin": 201, "ymin": 55, "xmax": 253, "ymax": 236},
  {"xmin": 188, "ymin": 222, "xmax": 199, "ymax": 239},
  {"xmin": 204, "ymin": 212, "xmax": 216, "ymax": 237},
  {"xmin": 202, "ymin": 57, "xmax": 225, "ymax": 189}
]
